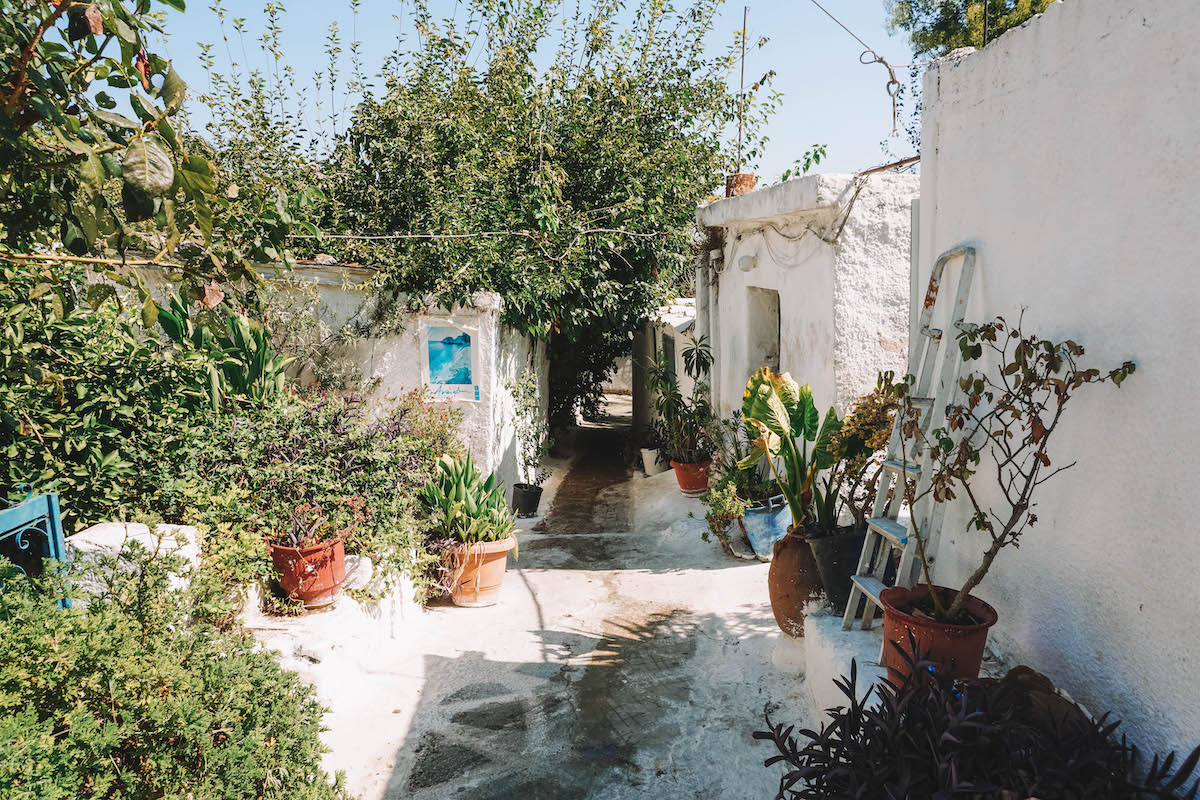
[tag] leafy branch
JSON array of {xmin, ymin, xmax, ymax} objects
[{"xmin": 898, "ymin": 312, "xmax": 1135, "ymax": 621}]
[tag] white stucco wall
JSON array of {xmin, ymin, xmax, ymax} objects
[
  {"xmin": 604, "ymin": 355, "xmax": 634, "ymax": 394},
  {"xmin": 918, "ymin": 0, "xmax": 1200, "ymax": 757},
  {"xmin": 699, "ymin": 173, "xmax": 917, "ymax": 420},
  {"xmin": 282, "ymin": 274, "xmax": 547, "ymax": 495}
]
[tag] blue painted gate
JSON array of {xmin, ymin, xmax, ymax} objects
[{"xmin": 0, "ymin": 490, "xmax": 70, "ymax": 607}]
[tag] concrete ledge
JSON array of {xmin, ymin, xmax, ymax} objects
[
  {"xmin": 804, "ymin": 611, "xmax": 889, "ymax": 717},
  {"xmin": 66, "ymin": 522, "xmax": 200, "ymax": 600},
  {"xmin": 698, "ymin": 174, "xmax": 850, "ymax": 228}
]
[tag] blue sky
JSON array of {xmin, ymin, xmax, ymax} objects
[{"xmin": 155, "ymin": 0, "xmax": 918, "ymax": 179}]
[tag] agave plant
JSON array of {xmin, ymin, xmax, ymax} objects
[
  {"xmin": 738, "ymin": 368, "xmax": 841, "ymax": 531},
  {"xmin": 420, "ymin": 453, "xmax": 516, "ymax": 552}
]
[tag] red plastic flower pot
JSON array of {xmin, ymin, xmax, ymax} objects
[
  {"xmin": 269, "ymin": 537, "xmax": 346, "ymax": 608},
  {"xmin": 880, "ymin": 583, "xmax": 998, "ymax": 682},
  {"xmin": 671, "ymin": 459, "xmax": 711, "ymax": 496}
]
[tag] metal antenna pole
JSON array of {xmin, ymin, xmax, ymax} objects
[{"xmin": 737, "ymin": 5, "xmax": 747, "ymax": 174}]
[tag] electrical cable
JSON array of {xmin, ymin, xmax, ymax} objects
[{"xmin": 805, "ymin": 0, "xmax": 933, "ymax": 136}]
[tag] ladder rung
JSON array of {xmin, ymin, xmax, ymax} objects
[
  {"xmin": 868, "ymin": 517, "xmax": 908, "ymax": 547},
  {"xmin": 909, "ymin": 396, "xmax": 934, "ymax": 408},
  {"xmin": 851, "ymin": 575, "xmax": 887, "ymax": 604},
  {"xmin": 882, "ymin": 458, "xmax": 920, "ymax": 476}
]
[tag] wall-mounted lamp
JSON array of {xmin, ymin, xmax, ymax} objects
[{"xmin": 738, "ymin": 253, "xmax": 758, "ymax": 272}]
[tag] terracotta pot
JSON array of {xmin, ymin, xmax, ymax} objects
[
  {"xmin": 808, "ymin": 528, "xmax": 867, "ymax": 615},
  {"xmin": 766, "ymin": 528, "xmax": 825, "ymax": 638},
  {"xmin": 725, "ymin": 172, "xmax": 756, "ymax": 197},
  {"xmin": 511, "ymin": 483, "xmax": 543, "ymax": 518},
  {"xmin": 449, "ymin": 536, "xmax": 516, "ymax": 607},
  {"xmin": 269, "ymin": 538, "xmax": 346, "ymax": 608},
  {"xmin": 880, "ymin": 583, "xmax": 999, "ymax": 681},
  {"xmin": 670, "ymin": 459, "xmax": 712, "ymax": 496}
]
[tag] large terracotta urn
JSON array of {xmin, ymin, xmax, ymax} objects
[{"xmin": 766, "ymin": 528, "xmax": 825, "ymax": 637}]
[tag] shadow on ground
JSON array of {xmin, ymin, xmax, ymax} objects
[{"xmin": 385, "ymin": 609, "xmax": 777, "ymax": 798}]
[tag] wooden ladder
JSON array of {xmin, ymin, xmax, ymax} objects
[{"xmin": 842, "ymin": 245, "xmax": 977, "ymax": 632}]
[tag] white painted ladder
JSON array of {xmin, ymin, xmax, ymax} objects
[{"xmin": 841, "ymin": 245, "xmax": 978, "ymax": 631}]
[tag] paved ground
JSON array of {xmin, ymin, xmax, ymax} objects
[{"xmin": 257, "ymin": 398, "xmax": 816, "ymax": 799}]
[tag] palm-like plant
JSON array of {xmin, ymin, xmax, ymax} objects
[
  {"xmin": 646, "ymin": 336, "xmax": 717, "ymax": 464},
  {"xmin": 420, "ymin": 454, "xmax": 516, "ymax": 552}
]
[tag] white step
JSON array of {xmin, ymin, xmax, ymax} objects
[
  {"xmin": 867, "ymin": 516, "xmax": 908, "ymax": 547},
  {"xmin": 882, "ymin": 458, "xmax": 920, "ymax": 476},
  {"xmin": 851, "ymin": 575, "xmax": 887, "ymax": 604}
]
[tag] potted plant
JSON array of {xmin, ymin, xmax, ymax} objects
[
  {"xmin": 420, "ymin": 453, "xmax": 517, "ymax": 607},
  {"xmin": 738, "ymin": 368, "xmax": 840, "ymax": 636},
  {"xmin": 637, "ymin": 425, "xmax": 669, "ymax": 476},
  {"xmin": 739, "ymin": 370, "xmax": 907, "ymax": 632},
  {"xmin": 700, "ymin": 475, "xmax": 754, "ymax": 560},
  {"xmin": 882, "ymin": 315, "xmax": 1135, "ymax": 679},
  {"xmin": 709, "ymin": 412, "xmax": 788, "ymax": 560},
  {"xmin": 646, "ymin": 336, "xmax": 717, "ymax": 496},
  {"xmin": 267, "ymin": 496, "xmax": 367, "ymax": 608},
  {"xmin": 805, "ymin": 375, "xmax": 900, "ymax": 612},
  {"xmin": 508, "ymin": 373, "xmax": 552, "ymax": 517}
]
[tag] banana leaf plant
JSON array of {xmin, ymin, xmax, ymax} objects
[{"xmin": 738, "ymin": 368, "xmax": 842, "ymax": 533}]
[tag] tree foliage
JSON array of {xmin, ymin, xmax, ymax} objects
[
  {"xmin": 199, "ymin": 0, "xmax": 777, "ymax": 423},
  {"xmin": 887, "ymin": 0, "xmax": 1057, "ymax": 57},
  {"xmin": 0, "ymin": 0, "xmax": 306, "ymax": 298},
  {"xmin": 0, "ymin": 263, "xmax": 215, "ymax": 530}
]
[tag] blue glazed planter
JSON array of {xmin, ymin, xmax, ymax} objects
[{"xmin": 742, "ymin": 495, "xmax": 791, "ymax": 562}]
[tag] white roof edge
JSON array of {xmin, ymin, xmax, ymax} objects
[{"xmin": 697, "ymin": 173, "xmax": 855, "ymax": 229}]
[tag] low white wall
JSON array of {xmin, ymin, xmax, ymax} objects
[
  {"xmin": 282, "ymin": 274, "xmax": 547, "ymax": 495},
  {"xmin": 918, "ymin": 0, "xmax": 1200, "ymax": 757},
  {"xmin": 700, "ymin": 173, "xmax": 917, "ymax": 420}
]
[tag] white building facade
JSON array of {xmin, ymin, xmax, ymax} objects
[{"xmin": 696, "ymin": 173, "xmax": 919, "ymax": 420}]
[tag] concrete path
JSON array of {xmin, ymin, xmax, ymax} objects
[{"xmin": 258, "ymin": 404, "xmax": 816, "ymax": 799}]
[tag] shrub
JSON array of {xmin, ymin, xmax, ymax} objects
[
  {"xmin": 0, "ymin": 265, "xmax": 214, "ymax": 530},
  {"xmin": 150, "ymin": 391, "xmax": 461, "ymax": 606},
  {"xmin": 701, "ymin": 474, "xmax": 751, "ymax": 556},
  {"xmin": 0, "ymin": 550, "xmax": 349, "ymax": 800},
  {"xmin": 755, "ymin": 641, "xmax": 1200, "ymax": 799}
]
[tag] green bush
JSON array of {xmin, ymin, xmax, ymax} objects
[
  {"xmin": 150, "ymin": 392, "xmax": 461, "ymax": 606},
  {"xmin": 0, "ymin": 550, "xmax": 349, "ymax": 800},
  {"xmin": 0, "ymin": 265, "xmax": 214, "ymax": 531}
]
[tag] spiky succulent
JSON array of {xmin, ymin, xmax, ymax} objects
[{"xmin": 420, "ymin": 453, "xmax": 516, "ymax": 553}]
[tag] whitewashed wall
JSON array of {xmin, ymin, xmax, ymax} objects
[
  {"xmin": 604, "ymin": 355, "xmax": 634, "ymax": 394},
  {"xmin": 918, "ymin": 0, "xmax": 1200, "ymax": 757},
  {"xmin": 285, "ymin": 271, "xmax": 548, "ymax": 496},
  {"xmin": 699, "ymin": 173, "xmax": 917, "ymax": 420}
]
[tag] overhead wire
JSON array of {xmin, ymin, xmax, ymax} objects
[{"xmin": 805, "ymin": 0, "xmax": 932, "ymax": 136}]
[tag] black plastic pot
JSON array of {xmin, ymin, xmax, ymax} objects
[
  {"xmin": 512, "ymin": 483, "xmax": 544, "ymax": 518},
  {"xmin": 808, "ymin": 529, "xmax": 868, "ymax": 615}
]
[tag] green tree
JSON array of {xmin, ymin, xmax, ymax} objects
[
  {"xmin": 198, "ymin": 0, "xmax": 777, "ymax": 424},
  {"xmin": 0, "ymin": 0, "xmax": 304, "ymax": 300},
  {"xmin": 887, "ymin": 0, "xmax": 1056, "ymax": 57}
]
